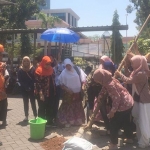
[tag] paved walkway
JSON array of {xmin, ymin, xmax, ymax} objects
[{"xmin": 0, "ymin": 97, "xmax": 149, "ymax": 150}]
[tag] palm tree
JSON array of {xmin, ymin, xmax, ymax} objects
[
  {"xmin": 37, "ymin": 12, "xmax": 61, "ymax": 28},
  {"xmin": 36, "ymin": 12, "xmax": 61, "ymax": 55}
]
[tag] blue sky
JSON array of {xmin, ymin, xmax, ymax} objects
[{"xmin": 51, "ymin": 0, "xmax": 138, "ymax": 37}]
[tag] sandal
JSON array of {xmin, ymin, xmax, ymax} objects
[
  {"xmin": 102, "ymin": 145, "xmax": 118, "ymax": 150},
  {"xmin": 124, "ymin": 139, "xmax": 133, "ymax": 144}
]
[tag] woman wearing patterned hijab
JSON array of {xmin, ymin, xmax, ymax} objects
[{"xmin": 93, "ymin": 69, "xmax": 134, "ymax": 150}]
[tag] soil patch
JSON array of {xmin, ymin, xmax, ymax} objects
[{"xmin": 40, "ymin": 136, "xmax": 67, "ymax": 150}]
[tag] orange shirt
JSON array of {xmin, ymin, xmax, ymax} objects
[{"xmin": 0, "ymin": 63, "xmax": 6, "ymax": 100}]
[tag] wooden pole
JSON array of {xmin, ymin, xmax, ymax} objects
[{"xmin": 117, "ymin": 14, "xmax": 150, "ymax": 71}]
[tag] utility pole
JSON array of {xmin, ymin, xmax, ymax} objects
[{"xmin": 126, "ymin": 14, "xmax": 128, "ymax": 50}]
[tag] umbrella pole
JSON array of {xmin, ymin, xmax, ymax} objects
[
  {"xmin": 58, "ymin": 43, "xmax": 62, "ymax": 62},
  {"xmin": 48, "ymin": 42, "xmax": 51, "ymax": 55},
  {"xmin": 44, "ymin": 41, "xmax": 47, "ymax": 56}
]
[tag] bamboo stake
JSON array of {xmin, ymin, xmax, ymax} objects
[
  {"xmin": 117, "ymin": 14, "xmax": 150, "ymax": 71},
  {"xmin": 85, "ymin": 14, "xmax": 150, "ymax": 130}
]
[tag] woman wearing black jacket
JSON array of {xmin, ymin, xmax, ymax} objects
[{"xmin": 18, "ymin": 56, "xmax": 37, "ymax": 121}]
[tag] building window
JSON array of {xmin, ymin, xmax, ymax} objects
[
  {"xmin": 68, "ymin": 13, "xmax": 70, "ymax": 25},
  {"xmin": 74, "ymin": 18, "xmax": 76, "ymax": 27},
  {"xmin": 72, "ymin": 17, "xmax": 73, "ymax": 26},
  {"xmin": 51, "ymin": 13, "xmax": 66, "ymax": 22}
]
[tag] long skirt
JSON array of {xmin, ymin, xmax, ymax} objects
[
  {"xmin": 132, "ymin": 101, "xmax": 150, "ymax": 148},
  {"xmin": 57, "ymin": 91, "xmax": 85, "ymax": 125}
]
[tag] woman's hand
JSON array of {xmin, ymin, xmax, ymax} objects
[
  {"xmin": 67, "ymin": 88, "xmax": 73, "ymax": 95},
  {"xmin": 107, "ymin": 111, "xmax": 115, "ymax": 119},
  {"xmin": 39, "ymin": 91, "xmax": 44, "ymax": 101},
  {"xmin": 62, "ymin": 85, "xmax": 73, "ymax": 94},
  {"xmin": 0, "ymin": 91, "xmax": 7, "ymax": 98},
  {"xmin": 114, "ymin": 70, "xmax": 121, "ymax": 78}
]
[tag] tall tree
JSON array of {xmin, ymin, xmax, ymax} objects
[
  {"xmin": 126, "ymin": 0, "xmax": 150, "ymax": 38},
  {"xmin": 111, "ymin": 10, "xmax": 124, "ymax": 64},
  {"xmin": 36, "ymin": 12, "xmax": 61, "ymax": 55},
  {"xmin": 0, "ymin": 0, "xmax": 45, "ymax": 57},
  {"xmin": 36, "ymin": 12, "xmax": 61, "ymax": 28}
]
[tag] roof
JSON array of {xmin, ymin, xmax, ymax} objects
[
  {"xmin": 0, "ymin": 25, "xmax": 128, "ymax": 34},
  {"xmin": 122, "ymin": 37, "xmax": 134, "ymax": 43},
  {"xmin": 25, "ymin": 19, "xmax": 70, "ymax": 28}
]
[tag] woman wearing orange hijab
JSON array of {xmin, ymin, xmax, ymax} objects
[
  {"xmin": 35, "ymin": 56, "xmax": 56, "ymax": 127},
  {"xmin": 0, "ymin": 45, "xmax": 9, "ymax": 128}
]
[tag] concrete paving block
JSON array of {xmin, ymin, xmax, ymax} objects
[
  {"xmin": 75, "ymin": 132, "xmax": 83, "ymax": 138},
  {"xmin": 77, "ymin": 127, "xmax": 84, "ymax": 134},
  {"xmin": 118, "ymin": 138, "xmax": 123, "ymax": 147},
  {"xmin": 27, "ymin": 145, "xmax": 37, "ymax": 150},
  {"xmin": 99, "ymin": 129, "xmax": 107, "ymax": 136},
  {"xmin": 83, "ymin": 131, "xmax": 92, "ymax": 141},
  {"xmin": 11, "ymin": 143, "xmax": 20, "ymax": 148}
]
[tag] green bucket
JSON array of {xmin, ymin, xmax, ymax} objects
[{"xmin": 29, "ymin": 117, "xmax": 47, "ymax": 140}]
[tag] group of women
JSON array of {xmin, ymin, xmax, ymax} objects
[
  {"xmin": 17, "ymin": 51, "xmax": 150, "ymax": 150},
  {"xmin": 18, "ymin": 56, "xmax": 87, "ymax": 127},
  {"xmin": 84, "ymin": 53, "xmax": 150, "ymax": 150}
]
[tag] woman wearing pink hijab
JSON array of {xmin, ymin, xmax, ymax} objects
[
  {"xmin": 93, "ymin": 69, "xmax": 134, "ymax": 150},
  {"xmin": 116, "ymin": 55, "xmax": 150, "ymax": 148},
  {"xmin": 99, "ymin": 55, "xmax": 114, "ymax": 69}
]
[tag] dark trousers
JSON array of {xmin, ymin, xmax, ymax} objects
[
  {"xmin": 0, "ymin": 99, "xmax": 8, "ymax": 122},
  {"xmin": 22, "ymin": 90, "xmax": 37, "ymax": 117},
  {"xmin": 99, "ymin": 98, "xmax": 110, "ymax": 130},
  {"xmin": 37, "ymin": 96, "xmax": 55, "ymax": 124},
  {"xmin": 110, "ymin": 108, "xmax": 133, "ymax": 144},
  {"xmin": 53, "ymin": 86, "xmax": 61, "ymax": 119}
]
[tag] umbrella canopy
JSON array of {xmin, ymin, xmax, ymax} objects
[{"xmin": 40, "ymin": 28, "xmax": 80, "ymax": 43}]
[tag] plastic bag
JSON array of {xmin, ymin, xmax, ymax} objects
[{"xmin": 63, "ymin": 136, "xmax": 93, "ymax": 150}]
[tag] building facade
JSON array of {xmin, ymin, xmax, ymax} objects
[
  {"xmin": 39, "ymin": 0, "xmax": 50, "ymax": 10},
  {"xmin": 41, "ymin": 8, "xmax": 80, "ymax": 27}
]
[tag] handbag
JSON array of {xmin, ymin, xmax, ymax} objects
[
  {"xmin": 133, "ymin": 92, "xmax": 140, "ymax": 102},
  {"xmin": 133, "ymin": 82, "xmax": 146, "ymax": 102}
]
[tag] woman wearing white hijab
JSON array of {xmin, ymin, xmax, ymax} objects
[{"xmin": 57, "ymin": 58, "xmax": 86, "ymax": 127}]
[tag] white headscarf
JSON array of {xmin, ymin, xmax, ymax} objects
[{"xmin": 58, "ymin": 58, "xmax": 86, "ymax": 93}]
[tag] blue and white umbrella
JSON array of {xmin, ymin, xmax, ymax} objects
[{"xmin": 40, "ymin": 28, "xmax": 80, "ymax": 43}]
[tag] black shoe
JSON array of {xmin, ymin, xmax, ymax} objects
[
  {"xmin": 0, "ymin": 141, "xmax": 2, "ymax": 146},
  {"xmin": 46, "ymin": 122, "xmax": 57, "ymax": 128},
  {"xmin": 50, "ymin": 122, "xmax": 57, "ymax": 127},
  {"xmin": 2, "ymin": 121, "xmax": 8, "ymax": 126},
  {"xmin": 23, "ymin": 117, "xmax": 28, "ymax": 122},
  {"xmin": 0, "ymin": 121, "xmax": 7, "ymax": 129}
]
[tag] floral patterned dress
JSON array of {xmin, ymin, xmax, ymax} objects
[{"xmin": 57, "ymin": 90, "xmax": 85, "ymax": 125}]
